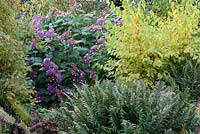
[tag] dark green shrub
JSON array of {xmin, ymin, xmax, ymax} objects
[
  {"xmin": 63, "ymin": 80, "xmax": 199, "ymax": 134},
  {"xmin": 26, "ymin": 7, "xmax": 110, "ymax": 106},
  {"xmin": 163, "ymin": 56, "xmax": 200, "ymax": 101}
]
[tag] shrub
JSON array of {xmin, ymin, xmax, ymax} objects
[
  {"xmin": 162, "ymin": 56, "xmax": 200, "ymax": 101},
  {"xmin": 26, "ymin": 7, "xmax": 110, "ymax": 106},
  {"xmin": 0, "ymin": 0, "xmax": 31, "ymax": 128},
  {"xmin": 105, "ymin": 0, "xmax": 200, "ymax": 83},
  {"xmin": 62, "ymin": 80, "xmax": 199, "ymax": 133}
]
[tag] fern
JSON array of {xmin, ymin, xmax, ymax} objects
[{"xmin": 62, "ymin": 80, "xmax": 200, "ymax": 134}]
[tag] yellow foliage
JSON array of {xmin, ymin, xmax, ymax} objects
[{"xmin": 106, "ymin": 1, "xmax": 200, "ymax": 83}]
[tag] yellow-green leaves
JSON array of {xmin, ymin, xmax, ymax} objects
[{"xmin": 106, "ymin": 0, "xmax": 200, "ymax": 82}]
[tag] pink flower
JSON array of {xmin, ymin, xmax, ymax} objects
[
  {"xmin": 114, "ymin": 18, "xmax": 123, "ymax": 26},
  {"xmin": 36, "ymin": 31, "xmax": 45, "ymax": 38},
  {"xmin": 90, "ymin": 45, "xmax": 99, "ymax": 54},
  {"xmin": 83, "ymin": 53, "xmax": 90, "ymax": 65},
  {"xmin": 45, "ymin": 28, "xmax": 55, "ymax": 38},
  {"xmin": 60, "ymin": 29, "xmax": 71, "ymax": 41},
  {"xmin": 67, "ymin": 38, "xmax": 77, "ymax": 45},
  {"xmin": 88, "ymin": 24, "xmax": 101, "ymax": 31},
  {"xmin": 96, "ymin": 17, "xmax": 106, "ymax": 24},
  {"xmin": 97, "ymin": 37, "xmax": 105, "ymax": 44}
]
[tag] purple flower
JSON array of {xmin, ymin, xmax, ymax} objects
[
  {"xmin": 53, "ymin": 65, "xmax": 59, "ymax": 70},
  {"xmin": 32, "ymin": 14, "xmax": 46, "ymax": 23},
  {"xmin": 32, "ymin": 14, "xmax": 46, "ymax": 31},
  {"xmin": 33, "ymin": 23, "xmax": 42, "ymax": 31},
  {"xmin": 42, "ymin": 58, "xmax": 51, "ymax": 70},
  {"xmin": 114, "ymin": 18, "xmax": 123, "ymax": 26},
  {"xmin": 88, "ymin": 24, "xmax": 101, "ymax": 31},
  {"xmin": 55, "ymin": 73, "xmax": 62, "ymax": 83},
  {"xmin": 47, "ymin": 84, "xmax": 56, "ymax": 93},
  {"xmin": 83, "ymin": 53, "xmax": 90, "ymax": 65},
  {"xmin": 97, "ymin": 37, "xmax": 105, "ymax": 44},
  {"xmin": 36, "ymin": 31, "xmax": 45, "ymax": 38},
  {"xmin": 45, "ymin": 28, "xmax": 55, "ymax": 38},
  {"xmin": 90, "ymin": 45, "xmax": 99, "ymax": 54},
  {"xmin": 55, "ymin": 88, "xmax": 62, "ymax": 97},
  {"xmin": 32, "ymin": 14, "xmax": 42, "ymax": 23},
  {"xmin": 60, "ymin": 29, "xmax": 71, "ymax": 41},
  {"xmin": 67, "ymin": 38, "xmax": 77, "ymax": 45},
  {"xmin": 30, "ymin": 40, "xmax": 36, "ymax": 49},
  {"xmin": 70, "ymin": 62, "xmax": 79, "ymax": 76},
  {"xmin": 46, "ymin": 69, "xmax": 53, "ymax": 75},
  {"xmin": 96, "ymin": 17, "xmax": 106, "ymax": 24},
  {"xmin": 90, "ymin": 70, "xmax": 96, "ymax": 78}
]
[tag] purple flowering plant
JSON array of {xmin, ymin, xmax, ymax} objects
[{"xmin": 26, "ymin": 6, "xmax": 112, "ymax": 107}]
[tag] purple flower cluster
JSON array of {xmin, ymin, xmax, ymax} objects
[
  {"xmin": 97, "ymin": 37, "xmax": 105, "ymax": 44},
  {"xmin": 88, "ymin": 24, "xmax": 101, "ymax": 31},
  {"xmin": 47, "ymin": 84, "xmax": 62, "ymax": 97},
  {"xmin": 45, "ymin": 28, "xmax": 56, "ymax": 38},
  {"xmin": 114, "ymin": 18, "xmax": 123, "ymax": 26},
  {"xmin": 96, "ymin": 17, "xmax": 106, "ymax": 24},
  {"xmin": 36, "ymin": 28, "xmax": 56, "ymax": 39},
  {"xmin": 60, "ymin": 29, "xmax": 71, "ymax": 41},
  {"xmin": 41, "ymin": 58, "xmax": 62, "ymax": 96},
  {"xmin": 90, "ymin": 45, "xmax": 99, "ymax": 54},
  {"xmin": 42, "ymin": 58, "xmax": 51, "ymax": 70},
  {"xmin": 67, "ymin": 38, "xmax": 77, "ymax": 45},
  {"xmin": 70, "ymin": 62, "xmax": 79, "ymax": 76},
  {"xmin": 46, "ymin": 65, "xmax": 62, "ymax": 83},
  {"xmin": 33, "ymin": 14, "xmax": 56, "ymax": 39},
  {"xmin": 32, "ymin": 14, "xmax": 46, "ymax": 31},
  {"xmin": 70, "ymin": 62, "xmax": 86, "ymax": 83},
  {"xmin": 83, "ymin": 53, "xmax": 90, "ymax": 65}
]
